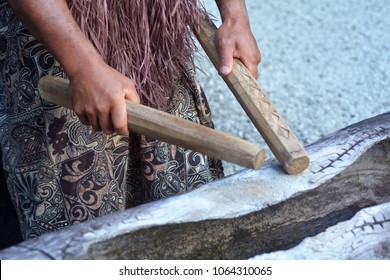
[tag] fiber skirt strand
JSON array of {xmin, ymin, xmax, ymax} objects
[{"xmin": 66, "ymin": 0, "xmax": 204, "ymax": 108}]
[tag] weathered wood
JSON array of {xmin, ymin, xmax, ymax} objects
[
  {"xmin": 0, "ymin": 112, "xmax": 389, "ymax": 260},
  {"xmin": 194, "ymin": 16, "xmax": 309, "ymax": 174},
  {"xmin": 252, "ymin": 202, "xmax": 390, "ymax": 260},
  {"xmin": 38, "ymin": 76, "xmax": 265, "ymax": 169}
]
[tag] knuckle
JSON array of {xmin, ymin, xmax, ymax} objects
[
  {"xmin": 74, "ymin": 108, "xmax": 83, "ymax": 117},
  {"xmin": 248, "ymin": 49, "xmax": 261, "ymax": 63},
  {"xmin": 114, "ymin": 122, "xmax": 127, "ymax": 135},
  {"xmin": 73, "ymin": 102, "xmax": 84, "ymax": 115},
  {"xmin": 127, "ymin": 82, "xmax": 136, "ymax": 91},
  {"xmin": 255, "ymin": 52, "xmax": 261, "ymax": 63},
  {"xmin": 103, "ymin": 128, "xmax": 115, "ymax": 135},
  {"xmin": 215, "ymin": 34, "xmax": 233, "ymax": 49},
  {"xmin": 84, "ymin": 106, "xmax": 96, "ymax": 116},
  {"xmin": 113, "ymin": 121, "xmax": 124, "ymax": 131}
]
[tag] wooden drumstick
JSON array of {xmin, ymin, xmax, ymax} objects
[
  {"xmin": 194, "ymin": 15, "xmax": 309, "ymax": 174},
  {"xmin": 38, "ymin": 75, "xmax": 265, "ymax": 170}
]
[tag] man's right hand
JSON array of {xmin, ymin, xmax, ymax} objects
[
  {"xmin": 69, "ymin": 59, "xmax": 140, "ymax": 135},
  {"xmin": 9, "ymin": 0, "xmax": 140, "ymax": 136}
]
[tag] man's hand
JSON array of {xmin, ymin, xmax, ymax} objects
[
  {"xmin": 69, "ymin": 60, "xmax": 140, "ymax": 135},
  {"xmin": 215, "ymin": 0, "xmax": 261, "ymax": 79},
  {"xmin": 9, "ymin": 0, "xmax": 140, "ymax": 136}
]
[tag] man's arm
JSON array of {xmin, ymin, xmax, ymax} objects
[
  {"xmin": 215, "ymin": 0, "xmax": 261, "ymax": 78},
  {"xmin": 8, "ymin": 0, "xmax": 140, "ymax": 135}
]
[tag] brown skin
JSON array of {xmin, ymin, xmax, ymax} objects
[
  {"xmin": 8, "ymin": 0, "xmax": 260, "ymax": 135},
  {"xmin": 215, "ymin": 0, "xmax": 261, "ymax": 79},
  {"xmin": 8, "ymin": 0, "xmax": 139, "ymax": 135}
]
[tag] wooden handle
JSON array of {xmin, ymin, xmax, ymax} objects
[
  {"xmin": 194, "ymin": 15, "xmax": 309, "ymax": 174},
  {"xmin": 38, "ymin": 76, "xmax": 265, "ymax": 170}
]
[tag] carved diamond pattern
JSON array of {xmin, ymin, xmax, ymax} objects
[
  {"xmin": 236, "ymin": 63, "xmax": 292, "ymax": 140},
  {"xmin": 277, "ymin": 126, "xmax": 291, "ymax": 139}
]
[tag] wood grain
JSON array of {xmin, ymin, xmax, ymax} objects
[
  {"xmin": 38, "ymin": 76, "xmax": 265, "ymax": 169},
  {"xmin": 0, "ymin": 112, "xmax": 389, "ymax": 260},
  {"xmin": 194, "ymin": 15, "xmax": 309, "ymax": 174}
]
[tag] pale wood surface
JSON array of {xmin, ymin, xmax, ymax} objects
[
  {"xmin": 0, "ymin": 112, "xmax": 389, "ymax": 260},
  {"xmin": 194, "ymin": 15, "xmax": 309, "ymax": 174},
  {"xmin": 38, "ymin": 76, "xmax": 265, "ymax": 169},
  {"xmin": 253, "ymin": 201, "xmax": 390, "ymax": 260}
]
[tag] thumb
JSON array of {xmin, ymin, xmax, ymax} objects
[
  {"xmin": 218, "ymin": 43, "xmax": 235, "ymax": 76},
  {"xmin": 123, "ymin": 79, "xmax": 140, "ymax": 103}
]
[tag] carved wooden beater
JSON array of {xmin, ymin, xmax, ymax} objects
[
  {"xmin": 38, "ymin": 14, "xmax": 309, "ymax": 174},
  {"xmin": 38, "ymin": 76, "xmax": 265, "ymax": 170},
  {"xmin": 194, "ymin": 14, "xmax": 310, "ymax": 174}
]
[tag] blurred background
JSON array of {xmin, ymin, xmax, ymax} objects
[{"xmin": 198, "ymin": 0, "xmax": 390, "ymax": 174}]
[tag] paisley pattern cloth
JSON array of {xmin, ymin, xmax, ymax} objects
[{"xmin": 0, "ymin": 1, "xmax": 223, "ymax": 240}]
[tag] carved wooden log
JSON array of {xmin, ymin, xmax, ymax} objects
[
  {"xmin": 0, "ymin": 112, "xmax": 389, "ymax": 260},
  {"xmin": 252, "ymin": 201, "xmax": 390, "ymax": 260}
]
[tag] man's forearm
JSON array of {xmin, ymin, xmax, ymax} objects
[
  {"xmin": 8, "ymin": 0, "xmax": 102, "ymax": 79},
  {"xmin": 213, "ymin": 0, "xmax": 260, "ymax": 78},
  {"xmin": 215, "ymin": 0, "xmax": 249, "ymax": 22}
]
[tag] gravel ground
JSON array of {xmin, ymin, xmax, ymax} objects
[{"xmin": 197, "ymin": 0, "xmax": 390, "ymax": 175}]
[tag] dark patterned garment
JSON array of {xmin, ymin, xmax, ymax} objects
[{"xmin": 0, "ymin": 1, "xmax": 223, "ymax": 240}]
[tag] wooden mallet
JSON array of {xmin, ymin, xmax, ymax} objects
[
  {"xmin": 194, "ymin": 15, "xmax": 310, "ymax": 174},
  {"xmin": 38, "ymin": 76, "xmax": 265, "ymax": 170}
]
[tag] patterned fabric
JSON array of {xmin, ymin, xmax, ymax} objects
[
  {"xmin": 0, "ymin": 1, "xmax": 223, "ymax": 240},
  {"xmin": 126, "ymin": 72, "xmax": 224, "ymax": 207}
]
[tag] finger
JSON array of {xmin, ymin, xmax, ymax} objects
[
  {"xmin": 77, "ymin": 113, "xmax": 89, "ymax": 126},
  {"xmin": 239, "ymin": 52, "xmax": 261, "ymax": 80},
  {"xmin": 86, "ymin": 114, "xmax": 102, "ymax": 132},
  {"xmin": 123, "ymin": 79, "xmax": 140, "ymax": 103},
  {"xmin": 98, "ymin": 113, "xmax": 115, "ymax": 135},
  {"xmin": 246, "ymin": 63, "xmax": 259, "ymax": 80},
  {"xmin": 216, "ymin": 39, "xmax": 235, "ymax": 76},
  {"xmin": 74, "ymin": 106, "xmax": 92, "ymax": 127},
  {"xmin": 111, "ymin": 102, "xmax": 128, "ymax": 135}
]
